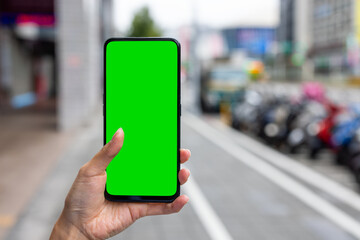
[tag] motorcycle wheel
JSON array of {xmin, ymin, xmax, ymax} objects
[
  {"xmin": 308, "ymin": 137, "xmax": 323, "ymax": 160},
  {"xmin": 352, "ymin": 155, "xmax": 360, "ymax": 184},
  {"xmin": 200, "ymin": 97, "xmax": 210, "ymax": 113},
  {"xmin": 309, "ymin": 147, "xmax": 320, "ymax": 159},
  {"xmin": 335, "ymin": 148, "xmax": 349, "ymax": 166},
  {"xmin": 231, "ymin": 118, "xmax": 240, "ymax": 130},
  {"xmin": 289, "ymin": 145, "xmax": 298, "ymax": 154}
]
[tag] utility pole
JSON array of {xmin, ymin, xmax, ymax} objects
[{"xmin": 189, "ymin": 0, "xmax": 201, "ymax": 111}]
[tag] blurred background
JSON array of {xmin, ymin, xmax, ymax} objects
[{"xmin": 2, "ymin": 0, "xmax": 360, "ymax": 239}]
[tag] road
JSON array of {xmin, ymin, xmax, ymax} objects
[{"xmin": 5, "ymin": 98, "xmax": 360, "ymax": 239}]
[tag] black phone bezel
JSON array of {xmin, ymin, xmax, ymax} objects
[{"xmin": 103, "ymin": 37, "xmax": 181, "ymax": 203}]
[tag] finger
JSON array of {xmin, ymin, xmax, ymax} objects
[
  {"xmin": 179, "ymin": 168, "xmax": 190, "ymax": 185},
  {"xmin": 146, "ymin": 195, "xmax": 189, "ymax": 216},
  {"xmin": 81, "ymin": 128, "xmax": 124, "ymax": 177},
  {"xmin": 180, "ymin": 149, "xmax": 191, "ymax": 164}
]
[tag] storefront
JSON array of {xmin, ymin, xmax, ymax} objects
[{"xmin": 0, "ymin": 0, "xmax": 55, "ymax": 109}]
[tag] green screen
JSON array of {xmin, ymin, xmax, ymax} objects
[{"xmin": 105, "ymin": 39, "xmax": 178, "ymax": 196}]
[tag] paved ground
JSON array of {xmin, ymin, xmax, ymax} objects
[{"xmin": 0, "ymin": 101, "xmax": 72, "ymax": 239}]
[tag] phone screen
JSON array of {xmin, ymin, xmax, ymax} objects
[{"xmin": 104, "ymin": 39, "xmax": 179, "ymax": 200}]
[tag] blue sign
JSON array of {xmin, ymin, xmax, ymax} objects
[{"xmin": 223, "ymin": 28, "xmax": 275, "ymax": 58}]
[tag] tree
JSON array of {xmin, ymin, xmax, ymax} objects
[{"xmin": 127, "ymin": 6, "xmax": 162, "ymax": 37}]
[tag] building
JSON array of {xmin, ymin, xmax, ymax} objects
[
  {"xmin": 294, "ymin": 0, "xmax": 313, "ymax": 81},
  {"xmin": 276, "ymin": 0, "xmax": 295, "ymax": 81},
  {"xmin": 0, "ymin": 0, "xmax": 56, "ymax": 108},
  {"xmin": 276, "ymin": 0, "xmax": 360, "ymax": 83},
  {"xmin": 0, "ymin": 0, "xmax": 114, "ymax": 130},
  {"xmin": 278, "ymin": 0, "xmax": 295, "ymax": 48},
  {"xmin": 310, "ymin": 0, "xmax": 353, "ymax": 82},
  {"xmin": 276, "ymin": 0, "xmax": 312, "ymax": 81}
]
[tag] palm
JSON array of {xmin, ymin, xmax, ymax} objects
[
  {"xmin": 65, "ymin": 173, "xmax": 149, "ymax": 239},
  {"xmin": 70, "ymin": 171, "xmax": 189, "ymax": 239},
  {"xmin": 84, "ymin": 201, "xmax": 147, "ymax": 239}
]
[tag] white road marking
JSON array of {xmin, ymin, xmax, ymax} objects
[
  {"xmin": 183, "ymin": 113, "xmax": 360, "ymax": 239},
  {"xmin": 183, "ymin": 177, "xmax": 234, "ymax": 240},
  {"xmin": 209, "ymin": 117, "xmax": 360, "ymax": 213}
]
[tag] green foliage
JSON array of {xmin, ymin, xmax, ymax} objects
[{"xmin": 127, "ymin": 6, "xmax": 162, "ymax": 37}]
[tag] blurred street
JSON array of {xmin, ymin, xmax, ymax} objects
[
  {"xmin": 3, "ymin": 0, "xmax": 360, "ymax": 239},
  {"xmin": 3, "ymin": 83, "xmax": 360, "ymax": 240}
]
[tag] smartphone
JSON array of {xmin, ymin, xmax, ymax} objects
[{"xmin": 104, "ymin": 38, "xmax": 180, "ymax": 202}]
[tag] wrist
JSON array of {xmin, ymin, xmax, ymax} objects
[{"xmin": 50, "ymin": 214, "xmax": 89, "ymax": 240}]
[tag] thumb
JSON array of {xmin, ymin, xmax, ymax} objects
[{"xmin": 81, "ymin": 128, "xmax": 124, "ymax": 177}]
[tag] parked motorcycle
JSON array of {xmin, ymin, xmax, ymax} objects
[
  {"xmin": 231, "ymin": 90, "xmax": 263, "ymax": 133},
  {"xmin": 256, "ymin": 95, "xmax": 294, "ymax": 148},
  {"xmin": 332, "ymin": 104, "xmax": 360, "ymax": 166},
  {"xmin": 229, "ymin": 83, "xmax": 360, "ymax": 188},
  {"xmin": 307, "ymin": 102, "xmax": 343, "ymax": 159},
  {"xmin": 286, "ymin": 100, "xmax": 327, "ymax": 154},
  {"xmin": 349, "ymin": 132, "xmax": 360, "ymax": 183}
]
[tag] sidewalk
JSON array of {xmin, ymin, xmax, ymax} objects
[
  {"xmin": 4, "ymin": 109, "xmax": 102, "ymax": 240},
  {"xmin": 0, "ymin": 101, "xmax": 72, "ymax": 239}
]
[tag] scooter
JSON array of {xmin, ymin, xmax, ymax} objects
[
  {"xmin": 286, "ymin": 100, "xmax": 327, "ymax": 153},
  {"xmin": 231, "ymin": 90, "xmax": 263, "ymax": 133},
  {"xmin": 332, "ymin": 104, "xmax": 360, "ymax": 166},
  {"xmin": 307, "ymin": 102, "xmax": 343, "ymax": 159},
  {"xmin": 256, "ymin": 95, "xmax": 290, "ymax": 147},
  {"xmin": 345, "ymin": 129, "xmax": 360, "ymax": 183},
  {"xmin": 286, "ymin": 82, "xmax": 328, "ymax": 154}
]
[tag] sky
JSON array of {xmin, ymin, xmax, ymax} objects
[{"xmin": 113, "ymin": 0, "xmax": 280, "ymax": 33}]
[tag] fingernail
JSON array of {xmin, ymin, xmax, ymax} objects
[{"xmin": 112, "ymin": 128, "xmax": 122, "ymax": 140}]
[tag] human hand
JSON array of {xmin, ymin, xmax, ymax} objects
[{"xmin": 50, "ymin": 128, "xmax": 191, "ymax": 240}]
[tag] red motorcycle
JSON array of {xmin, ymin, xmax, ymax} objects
[{"xmin": 308, "ymin": 101, "xmax": 343, "ymax": 159}]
